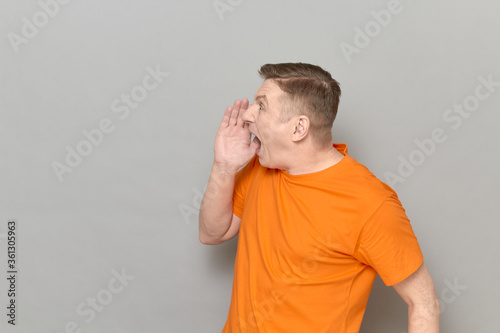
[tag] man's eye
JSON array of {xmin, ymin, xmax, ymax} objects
[{"xmin": 259, "ymin": 104, "xmax": 264, "ymax": 110}]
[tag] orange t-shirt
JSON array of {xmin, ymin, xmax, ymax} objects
[{"xmin": 222, "ymin": 143, "xmax": 423, "ymax": 333}]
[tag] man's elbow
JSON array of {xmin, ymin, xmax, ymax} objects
[
  {"xmin": 198, "ymin": 213, "xmax": 235, "ymax": 245},
  {"xmin": 199, "ymin": 233, "xmax": 224, "ymax": 245},
  {"xmin": 428, "ymin": 297, "xmax": 441, "ymax": 318},
  {"xmin": 408, "ymin": 296, "xmax": 441, "ymax": 324}
]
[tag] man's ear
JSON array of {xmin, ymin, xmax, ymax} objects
[{"xmin": 291, "ymin": 115, "xmax": 310, "ymax": 142}]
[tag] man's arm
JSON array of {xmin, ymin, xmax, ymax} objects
[
  {"xmin": 198, "ymin": 163, "xmax": 241, "ymax": 245},
  {"xmin": 393, "ymin": 261, "xmax": 440, "ymax": 332},
  {"xmin": 199, "ymin": 98, "xmax": 258, "ymax": 245}
]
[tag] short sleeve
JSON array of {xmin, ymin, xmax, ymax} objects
[
  {"xmin": 353, "ymin": 195, "xmax": 424, "ymax": 286},
  {"xmin": 233, "ymin": 155, "xmax": 259, "ymax": 218}
]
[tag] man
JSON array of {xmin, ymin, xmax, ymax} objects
[{"xmin": 199, "ymin": 63, "xmax": 439, "ymax": 332}]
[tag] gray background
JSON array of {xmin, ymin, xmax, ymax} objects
[{"xmin": 1, "ymin": 0, "xmax": 499, "ymax": 332}]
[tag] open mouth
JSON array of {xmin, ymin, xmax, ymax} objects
[{"xmin": 251, "ymin": 134, "xmax": 262, "ymax": 153}]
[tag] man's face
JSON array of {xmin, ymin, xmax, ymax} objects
[{"xmin": 242, "ymin": 79, "xmax": 295, "ymax": 169}]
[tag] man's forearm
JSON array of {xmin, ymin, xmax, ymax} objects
[
  {"xmin": 408, "ymin": 302, "xmax": 440, "ymax": 333},
  {"xmin": 198, "ymin": 163, "xmax": 237, "ymax": 244}
]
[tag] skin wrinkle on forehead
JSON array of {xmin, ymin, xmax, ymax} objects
[{"xmin": 254, "ymin": 95, "xmax": 268, "ymax": 106}]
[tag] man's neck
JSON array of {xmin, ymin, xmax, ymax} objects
[{"xmin": 284, "ymin": 145, "xmax": 344, "ymax": 175}]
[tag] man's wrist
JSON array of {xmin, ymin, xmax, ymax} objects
[{"xmin": 212, "ymin": 161, "xmax": 239, "ymax": 177}]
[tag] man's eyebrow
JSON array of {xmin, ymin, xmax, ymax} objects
[{"xmin": 254, "ymin": 95, "xmax": 268, "ymax": 104}]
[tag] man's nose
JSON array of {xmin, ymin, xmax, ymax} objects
[{"xmin": 241, "ymin": 103, "xmax": 256, "ymax": 123}]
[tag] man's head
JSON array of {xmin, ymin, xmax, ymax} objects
[{"xmin": 242, "ymin": 62, "xmax": 341, "ymax": 169}]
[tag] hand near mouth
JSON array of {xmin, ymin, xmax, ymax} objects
[{"xmin": 214, "ymin": 98, "xmax": 260, "ymax": 174}]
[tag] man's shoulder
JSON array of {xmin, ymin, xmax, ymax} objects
[
  {"xmin": 339, "ymin": 154, "xmax": 396, "ymax": 195},
  {"xmin": 331, "ymin": 143, "xmax": 394, "ymax": 193}
]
